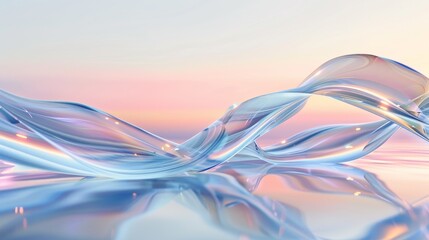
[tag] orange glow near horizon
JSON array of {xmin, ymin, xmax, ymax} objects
[{"xmin": 1, "ymin": 1, "xmax": 429, "ymax": 141}]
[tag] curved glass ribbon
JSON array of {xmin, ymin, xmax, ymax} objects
[{"xmin": 0, "ymin": 54, "xmax": 428, "ymax": 179}]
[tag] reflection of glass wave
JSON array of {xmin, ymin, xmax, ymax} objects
[
  {"xmin": 0, "ymin": 162, "xmax": 426, "ymax": 239},
  {"xmin": 214, "ymin": 161, "xmax": 429, "ymax": 239},
  {"xmin": 0, "ymin": 171, "xmax": 316, "ymax": 239},
  {"xmin": 1, "ymin": 54, "xmax": 429, "ymax": 179}
]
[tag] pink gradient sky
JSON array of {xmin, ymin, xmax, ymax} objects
[{"xmin": 1, "ymin": 1, "xmax": 429, "ymax": 141}]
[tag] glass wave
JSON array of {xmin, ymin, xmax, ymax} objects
[{"xmin": 1, "ymin": 54, "xmax": 429, "ymax": 179}]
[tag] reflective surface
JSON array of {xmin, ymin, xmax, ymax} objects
[{"xmin": 0, "ymin": 140, "xmax": 428, "ymax": 239}]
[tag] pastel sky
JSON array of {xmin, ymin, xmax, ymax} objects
[{"xmin": 1, "ymin": 1, "xmax": 429, "ymax": 142}]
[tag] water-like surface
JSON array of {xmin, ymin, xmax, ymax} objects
[
  {"xmin": 1, "ymin": 54, "xmax": 429, "ymax": 239},
  {"xmin": 0, "ymin": 140, "xmax": 428, "ymax": 239}
]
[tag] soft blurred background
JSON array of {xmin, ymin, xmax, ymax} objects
[{"xmin": 1, "ymin": 0, "xmax": 429, "ymax": 143}]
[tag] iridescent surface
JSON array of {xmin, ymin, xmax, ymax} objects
[
  {"xmin": 0, "ymin": 141, "xmax": 428, "ymax": 239},
  {"xmin": 1, "ymin": 54, "xmax": 429, "ymax": 239}
]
